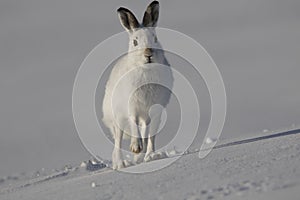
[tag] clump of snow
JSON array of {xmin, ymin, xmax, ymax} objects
[
  {"xmin": 85, "ymin": 159, "xmax": 106, "ymax": 171},
  {"xmin": 63, "ymin": 165, "xmax": 73, "ymax": 171},
  {"xmin": 80, "ymin": 161, "xmax": 87, "ymax": 168},
  {"xmin": 205, "ymin": 137, "xmax": 217, "ymax": 144},
  {"xmin": 123, "ymin": 160, "xmax": 133, "ymax": 167},
  {"xmin": 91, "ymin": 182, "xmax": 97, "ymax": 188},
  {"xmin": 166, "ymin": 147, "xmax": 182, "ymax": 157},
  {"xmin": 183, "ymin": 150, "xmax": 189, "ymax": 155},
  {"xmin": 263, "ymin": 129, "xmax": 269, "ymax": 133},
  {"xmin": 165, "ymin": 149, "xmax": 180, "ymax": 157},
  {"xmin": 34, "ymin": 171, "xmax": 40, "ymax": 177},
  {"xmin": 156, "ymin": 151, "xmax": 167, "ymax": 159},
  {"xmin": 166, "ymin": 149, "xmax": 179, "ymax": 157}
]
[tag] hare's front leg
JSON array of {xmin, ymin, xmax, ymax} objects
[
  {"xmin": 133, "ymin": 121, "xmax": 148, "ymax": 163},
  {"xmin": 112, "ymin": 126, "xmax": 125, "ymax": 170},
  {"xmin": 129, "ymin": 118, "xmax": 143, "ymax": 153},
  {"xmin": 144, "ymin": 117, "xmax": 161, "ymax": 162}
]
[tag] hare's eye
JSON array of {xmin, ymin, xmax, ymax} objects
[
  {"xmin": 154, "ymin": 36, "xmax": 158, "ymax": 43},
  {"xmin": 133, "ymin": 39, "xmax": 138, "ymax": 46}
]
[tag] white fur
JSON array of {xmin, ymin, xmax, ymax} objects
[{"xmin": 102, "ymin": 1, "xmax": 173, "ymax": 169}]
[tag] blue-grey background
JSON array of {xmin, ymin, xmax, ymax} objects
[{"xmin": 0, "ymin": 0, "xmax": 299, "ymax": 177}]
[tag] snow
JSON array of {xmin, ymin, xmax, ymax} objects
[
  {"xmin": 205, "ymin": 137, "xmax": 218, "ymax": 144},
  {"xmin": 90, "ymin": 182, "xmax": 96, "ymax": 188},
  {"xmin": 0, "ymin": 129, "xmax": 299, "ymax": 199},
  {"xmin": 263, "ymin": 129, "xmax": 269, "ymax": 133}
]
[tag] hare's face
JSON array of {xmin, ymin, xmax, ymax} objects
[{"xmin": 128, "ymin": 28, "xmax": 161, "ymax": 64}]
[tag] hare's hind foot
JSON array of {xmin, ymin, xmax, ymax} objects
[
  {"xmin": 134, "ymin": 153, "xmax": 145, "ymax": 164},
  {"xmin": 144, "ymin": 151, "xmax": 167, "ymax": 162}
]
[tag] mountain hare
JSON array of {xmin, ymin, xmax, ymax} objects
[{"xmin": 102, "ymin": 1, "xmax": 173, "ymax": 169}]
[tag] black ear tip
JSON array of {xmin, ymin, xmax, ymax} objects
[
  {"xmin": 149, "ymin": 1, "xmax": 159, "ymax": 9},
  {"xmin": 152, "ymin": 1, "xmax": 159, "ymax": 5},
  {"xmin": 117, "ymin": 7, "xmax": 123, "ymax": 13},
  {"xmin": 117, "ymin": 7, "xmax": 130, "ymax": 13}
]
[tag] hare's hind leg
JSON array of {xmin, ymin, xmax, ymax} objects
[{"xmin": 112, "ymin": 125, "xmax": 125, "ymax": 170}]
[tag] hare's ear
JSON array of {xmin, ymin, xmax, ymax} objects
[
  {"xmin": 117, "ymin": 7, "xmax": 139, "ymax": 32},
  {"xmin": 142, "ymin": 1, "xmax": 159, "ymax": 27}
]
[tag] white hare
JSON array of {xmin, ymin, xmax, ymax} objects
[{"xmin": 102, "ymin": 1, "xmax": 173, "ymax": 169}]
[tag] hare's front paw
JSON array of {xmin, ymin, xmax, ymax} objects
[
  {"xmin": 112, "ymin": 149, "xmax": 125, "ymax": 170},
  {"xmin": 130, "ymin": 139, "xmax": 143, "ymax": 153},
  {"xmin": 112, "ymin": 159, "xmax": 125, "ymax": 170},
  {"xmin": 112, "ymin": 159, "xmax": 133, "ymax": 170}
]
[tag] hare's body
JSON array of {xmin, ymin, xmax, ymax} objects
[
  {"xmin": 102, "ymin": 57, "xmax": 172, "ymax": 130},
  {"xmin": 102, "ymin": 1, "xmax": 173, "ymax": 169}
]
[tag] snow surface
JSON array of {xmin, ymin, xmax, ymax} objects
[
  {"xmin": 1, "ymin": 128, "xmax": 300, "ymax": 199},
  {"xmin": 1, "ymin": 0, "xmax": 300, "ymax": 177}
]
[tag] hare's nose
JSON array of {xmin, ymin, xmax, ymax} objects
[{"xmin": 144, "ymin": 48, "xmax": 153, "ymax": 58}]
